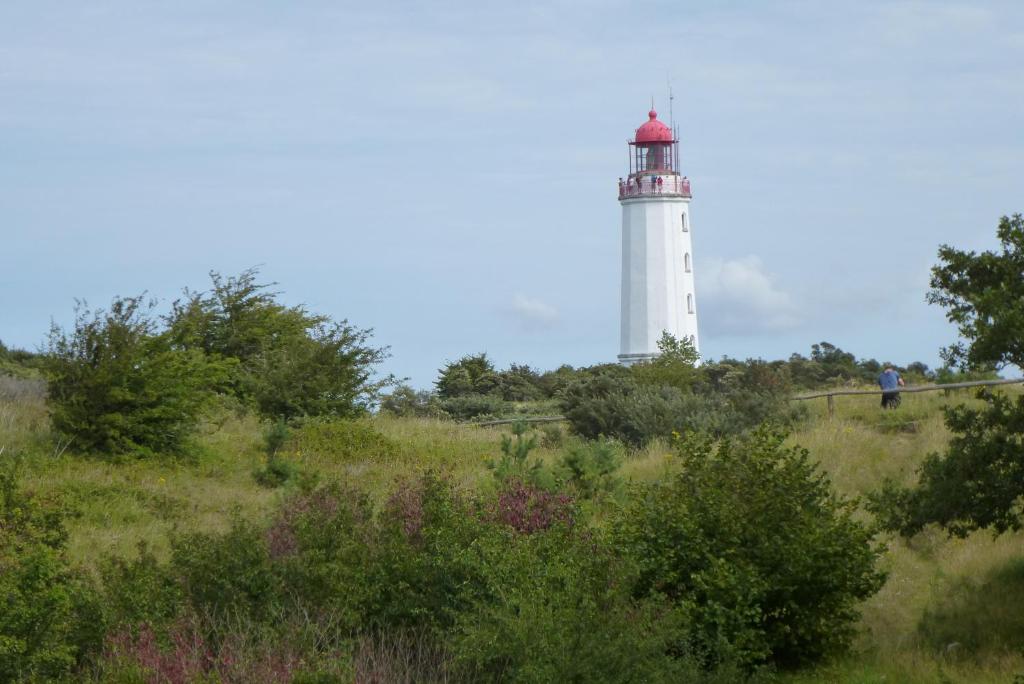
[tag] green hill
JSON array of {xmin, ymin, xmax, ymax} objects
[{"xmin": 2, "ymin": 374, "xmax": 1023, "ymax": 682}]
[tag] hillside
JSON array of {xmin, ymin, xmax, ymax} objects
[{"xmin": 2, "ymin": 374, "xmax": 1024, "ymax": 682}]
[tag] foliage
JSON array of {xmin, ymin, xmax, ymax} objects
[
  {"xmin": 633, "ymin": 331, "xmax": 701, "ymax": 391},
  {"xmin": 927, "ymin": 213, "xmax": 1024, "ymax": 371},
  {"xmin": 616, "ymin": 428, "xmax": 885, "ymax": 669},
  {"xmin": 873, "ymin": 215, "xmax": 1024, "ymax": 538},
  {"xmin": 559, "ymin": 362, "xmax": 802, "ymax": 447},
  {"xmin": 253, "ymin": 419, "xmax": 298, "ymax": 487},
  {"xmin": 555, "ymin": 438, "xmax": 624, "ymax": 499},
  {"xmin": 0, "ymin": 458, "xmax": 102, "ymax": 682},
  {"xmin": 437, "ymin": 394, "xmax": 510, "ymax": 422},
  {"xmin": 170, "ymin": 518, "xmax": 281, "ymax": 623},
  {"xmin": 253, "ymin": 453, "xmax": 299, "ymax": 488},
  {"xmin": 0, "ymin": 341, "xmax": 43, "ymax": 379},
  {"xmin": 872, "ymin": 390, "xmax": 1024, "ymax": 537},
  {"xmin": 379, "ymin": 384, "xmax": 443, "ymax": 418},
  {"xmin": 44, "ymin": 296, "xmax": 234, "ymax": 457},
  {"xmin": 496, "ymin": 363, "xmax": 545, "ymax": 402},
  {"xmin": 434, "ymin": 353, "xmax": 497, "ymax": 399},
  {"xmin": 167, "ymin": 268, "xmax": 394, "ymax": 421},
  {"xmin": 451, "ymin": 525, "xmax": 701, "ymax": 683},
  {"xmin": 488, "ymin": 421, "xmax": 544, "ymax": 485},
  {"xmin": 558, "ymin": 372, "xmax": 684, "ymax": 447},
  {"xmin": 245, "ymin": 320, "xmax": 394, "ymax": 421}
]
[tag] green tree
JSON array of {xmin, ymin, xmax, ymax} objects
[
  {"xmin": 45, "ymin": 296, "xmax": 233, "ymax": 457},
  {"xmin": 633, "ymin": 332, "xmax": 701, "ymax": 391},
  {"xmin": 167, "ymin": 269, "xmax": 393, "ymax": 420},
  {"xmin": 874, "ymin": 214, "xmax": 1024, "ymax": 537},
  {"xmin": 927, "ymin": 214, "xmax": 1024, "ymax": 371},
  {"xmin": 434, "ymin": 353, "xmax": 496, "ymax": 398}
]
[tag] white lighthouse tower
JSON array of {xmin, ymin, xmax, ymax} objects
[{"xmin": 617, "ymin": 108, "xmax": 699, "ymax": 365}]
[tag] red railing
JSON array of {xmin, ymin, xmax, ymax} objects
[{"xmin": 618, "ymin": 176, "xmax": 691, "ymax": 200}]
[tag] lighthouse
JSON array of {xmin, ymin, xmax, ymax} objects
[{"xmin": 617, "ymin": 109, "xmax": 699, "ymax": 366}]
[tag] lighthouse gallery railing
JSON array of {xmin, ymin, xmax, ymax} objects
[{"xmin": 618, "ymin": 176, "xmax": 692, "ymax": 200}]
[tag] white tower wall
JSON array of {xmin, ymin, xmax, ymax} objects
[{"xmin": 618, "ymin": 195, "xmax": 699, "ymax": 365}]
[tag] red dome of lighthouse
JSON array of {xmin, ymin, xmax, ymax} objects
[{"xmin": 634, "ymin": 110, "xmax": 673, "ymax": 143}]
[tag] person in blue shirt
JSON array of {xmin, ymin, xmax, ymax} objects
[{"xmin": 878, "ymin": 367, "xmax": 905, "ymax": 409}]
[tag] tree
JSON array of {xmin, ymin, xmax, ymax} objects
[
  {"xmin": 167, "ymin": 269, "xmax": 393, "ymax": 420},
  {"xmin": 244, "ymin": 321, "xmax": 393, "ymax": 421},
  {"xmin": 434, "ymin": 353, "xmax": 496, "ymax": 398},
  {"xmin": 632, "ymin": 332, "xmax": 700, "ymax": 392},
  {"xmin": 873, "ymin": 215, "xmax": 1024, "ymax": 537},
  {"xmin": 45, "ymin": 296, "xmax": 233, "ymax": 457},
  {"xmin": 927, "ymin": 214, "xmax": 1024, "ymax": 372}
]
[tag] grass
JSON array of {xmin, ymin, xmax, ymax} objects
[{"xmin": 3, "ymin": 377, "xmax": 1024, "ymax": 681}]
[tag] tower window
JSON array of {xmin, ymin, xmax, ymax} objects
[
  {"xmin": 681, "ymin": 213, "xmax": 688, "ymax": 232},
  {"xmin": 687, "ymin": 294, "xmax": 694, "ymax": 314},
  {"xmin": 684, "ymin": 252, "xmax": 691, "ymax": 272}
]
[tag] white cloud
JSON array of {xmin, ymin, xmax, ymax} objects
[
  {"xmin": 699, "ymin": 256, "xmax": 801, "ymax": 335},
  {"xmin": 509, "ymin": 294, "xmax": 559, "ymax": 330}
]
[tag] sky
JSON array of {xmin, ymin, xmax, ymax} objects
[{"xmin": 2, "ymin": 1, "xmax": 1022, "ymax": 388}]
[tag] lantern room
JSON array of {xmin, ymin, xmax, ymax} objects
[{"xmin": 628, "ymin": 109, "xmax": 677, "ymax": 175}]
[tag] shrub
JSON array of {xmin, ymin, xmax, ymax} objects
[
  {"xmin": 538, "ymin": 423, "xmax": 564, "ymax": 449},
  {"xmin": 253, "ymin": 453, "xmax": 299, "ymax": 488},
  {"xmin": 556, "ymin": 438, "xmax": 624, "ymax": 499},
  {"xmin": 560, "ymin": 361, "xmax": 804, "ymax": 447},
  {"xmin": 615, "ymin": 427, "xmax": 885, "ymax": 668},
  {"xmin": 450, "ymin": 524, "xmax": 699, "ymax": 683},
  {"xmin": 437, "ymin": 394, "xmax": 509, "ymax": 422},
  {"xmin": 488, "ymin": 422, "xmax": 544, "ymax": 486},
  {"xmin": 435, "ymin": 353, "xmax": 496, "ymax": 399},
  {"xmin": 170, "ymin": 519, "xmax": 281, "ymax": 622},
  {"xmin": 871, "ymin": 390, "xmax": 1024, "ymax": 537},
  {"xmin": 379, "ymin": 384, "xmax": 442, "ymax": 418},
  {"xmin": 558, "ymin": 373, "xmax": 695, "ymax": 447},
  {"xmin": 632, "ymin": 331, "xmax": 701, "ymax": 392},
  {"xmin": 44, "ymin": 296, "xmax": 234, "ymax": 457},
  {"xmin": 99, "ymin": 543, "xmax": 182, "ymax": 633},
  {"xmin": 167, "ymin": 268, "xmax": 395, "ymax": 421},
  {"xmin": 0, "ymin": 458, "xmax": 103, "ymax": 681}
]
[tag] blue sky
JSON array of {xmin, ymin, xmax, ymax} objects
[{"xmin": 2, "ymin": 1, "xmax": 1022, "ymax": 388}]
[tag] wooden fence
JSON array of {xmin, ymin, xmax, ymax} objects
[
  {"xmin": 472, "ymin": 378, "xmax": 1024, "ymax": 426},
  {"xmin": 790, "ymin": 377, "xmax": 1024, "ymax": 419}
]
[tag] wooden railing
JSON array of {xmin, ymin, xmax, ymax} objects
[
  {"xmin": 470, "ymin": 378, "xmax": 1024, "ymax": 426},
  {"xmin": 791, "ymin": 377, "xmax": 1024, "ymax": 419}
]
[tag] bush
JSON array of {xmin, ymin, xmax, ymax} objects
[
  {"xmin": 560, "ymin": 360, "xmax": 804, "ymax": 447},
  {"xmin": 438, "ymin": 394, "xmax": 510, "ymax": 422},
  {"xmin": 170, "ymin": 518, "xmax": 281, "ymax": 622},
  {"xmin": 167, "ymin": 268, "xmax": 395, "ymax": 421},
  {"xmin": 379, "ymin": 384, "xmax": 442, "ymax": 418},
  {"xmin": 435, "ymin": 353, "xmax": 496, "ymax": 399},
  {"xmin": 451, "ymin": 524, "xmax": 697, "ymax": 683},
  {"xmin": 871, "ymin": 390, "xmax": 1024, "ymax": 537},
  {"xmin": 44, "ymin": 296, "xmax": 234, "ymax": 457},
  {"xmin": 615, "ymin": 427, "xmax": 885, "ymax": 668},
  {"xmin": 559, "ymin": 373, "xmax": 699, "ymax": 447},
  {"xmin": 0, "ymin": 459, "xmax": 103, "ymax": 681},
  {"xmin": 556, "ymin": 438, "xmax": 624, "ymax": 499}
]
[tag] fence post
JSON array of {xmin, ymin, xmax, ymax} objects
[{"xmin": 827, "ymin": 394, "xmax": 835, "ymax": 420}]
